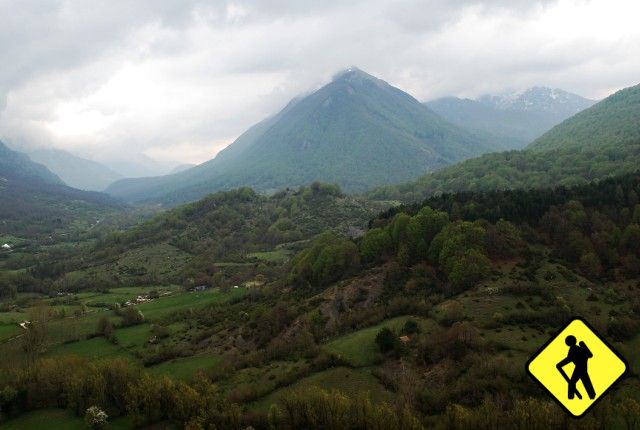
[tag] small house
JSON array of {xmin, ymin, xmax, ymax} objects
[{"xmin": 2, "ymin": 243, "xmax": 11, "ymax": 250}]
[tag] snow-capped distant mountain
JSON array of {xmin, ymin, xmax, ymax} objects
[
  {"xmin": 427, "ymin": 87, "xmax": 596, "ymax": 149},
  {"xmin": 477, "ymin": 87, "xmax": 595, "ymax": 117}
]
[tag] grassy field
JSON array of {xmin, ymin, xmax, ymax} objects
[
  {"xmin": 1, "ymin": 408, "xmax": 87, "ymax": 430},
  {"xmin": 252, "ymin": 367, "xmax": 394, "ymax": 410},
  {"xmin": 47, "ymin": 336, "xmax": 132, "ymax": 360},
  {"xmin": 322, "ymin": 316, "xmax": 435, "ymax": 367},
  {"xmin": 0, "ymin": 322, "xmax": 20, "ymax": 341},
  {"xmin": 247, "ymin": 247, "xmax": 292, "ymax": 264},
  {"xmin": 115, "ymin": 323, "xmax": 152, "ymax": 348},
  {"xmin": 136, "ymin": 287, "xmax": 246, "ymax": 320},
  {"xmin": 0, "ymin": 286, "xmax": 247, "ymax": 373},
  {"xmin": 0, "ymin": 408, "xmax": 146, "ymax": 430},
  {"xmin": 0, "ymin": 310, "xmax": 28, "ymax": 324},
  {"xmin": 149, "ymin": 352, "xmax": 223, "ymax": 380}
]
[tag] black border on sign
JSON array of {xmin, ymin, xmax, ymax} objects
[{"xmin": 525, "ymin": 316, "xmax": 630, "ymax": 419}]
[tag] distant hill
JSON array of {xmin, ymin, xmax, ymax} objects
[
  {"xmin": 62, "ymin": 183, "xmax": 388, "ymax": 288},
  {"xmin": 0, "ymin": 141, "xmax": 63, "ymax": 185},
  {"xmin": 427, "ymin": 87, "xmax": 595, "ymax": 149},
  {"xmin": 0, "ymin": 141, "xmax": 121, "ymax": 237},
  {"xmin": 26, "ymin": 147, "xmax": 123, "ymax": 191},
  {"xmin": 106, "ymin": 67, "xmax": 502, "ymax": 204},
  {"xmin": 170, "ymin": 163, "xmax": 197, "ymax": 174},
  {"xmin": 101, "ymin": 153, "xmax": 179, "ymax": 179},
  {"xmin": 370, "ymin": 83, "xmax": 639, "ymax": 202}
]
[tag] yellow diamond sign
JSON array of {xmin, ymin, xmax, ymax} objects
[{"xmin": 526, "ymin": 317, "xmax": 628, "ymax": 418}]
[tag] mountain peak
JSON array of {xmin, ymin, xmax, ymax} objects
[
  {"xmin": 331, "ymin": 67, "xmax": 381, "ymax": 84},
  {"xmin": 478, "ymin": 87, "xmax": 595, "ymax": 115},
  {"xmin": 106, "ymin": 68, "xmax": 500, "ymax": 204}
]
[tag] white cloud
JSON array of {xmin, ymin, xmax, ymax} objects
[{"xmin": 0, "ymin": 0, "xmax": 639, "ymax": 166}]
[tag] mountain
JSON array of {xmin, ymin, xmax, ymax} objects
[
  {"xmin": 0, "ymin": 141, "xmax": 63, "ymax": 185},
  {"xmin": 370, "ymin": 83, "xmax": 640, "ymax": 202},
  {"xmin": 106, "ymin": 68, "xmax": 502, "ymax": 204},
  {"xmin": 427, "ymin": 87, "xmax": 596, "ymax": 149},
  {"xmin": 0, "ymin": 141, "xmax": 120, "ymax": 237},
  {"xmin": 102, "ymin": 153, "xmax": 179, "ymax": 178},
  {"xmin": 26, "ymin": 147, "xmax": 123, "ymax": 191},
  {"xmin": 478, "ymin": 86, "xmax": 595, "ymax": 116},
  {"xmin": 170, "ymin": 163, "xmax": 196, "ymax": 174}
]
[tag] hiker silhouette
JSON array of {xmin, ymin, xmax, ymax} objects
[{"xmin": 556, "ymin": 335, "xmax": 596, "ymax": 400}]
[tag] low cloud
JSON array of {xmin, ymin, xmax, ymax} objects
[{"xmin": 0, "ymin": 0, "xmax": 638, "ymax": 165}]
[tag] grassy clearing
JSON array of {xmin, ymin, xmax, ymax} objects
[
  {"xmin": 115, "ymin": 323, "xmax": 152, "ymax": 348},
  {"xmin": 252, "ymin": 367, "xmax": 394, "ymax": 410},
  {"xmin": 1, "ymin": 408, "xmax": 86, "ymax": 430},
  {"xmin": 46, "ymin": 310, "xmax": 120, "ymax": 344},
  {"xmin": 0, "ymin": 323, "xmax": 20, "ymax": 341},
  {"xmin": 150, "ymin": 352, "xmax": 223, "ymax": 380},
  {"xmin": 0, "ymin": 286, "xmax": 247, "ymax": 370},
  {"xmin": 136, "ymin": 287, "xmax": 247, "ymax": 320},
  {"xmin": 247, "ymin": 248, "xmax": 292, "ymax": 263},
  {"xmin": 79, "ymin": 285, "xmax": 182, "ymax": 307},
  {"xmin": 0, "ymin": 310, "xmax": 28, "ymax": 324},
  {"xmin": 322, "ymin": 316, "xmax": 435, "ymax": 367},
  {"xmin": 218, "ymin": 360, "xmax": 307, "ymax": 397},
  {"xmin": 47, "ymin": 337, "xmax": 131, "ymax": 360},
  {"xmin": 0, "ymin": 408, "xmax": 136, "ymax": 430}
]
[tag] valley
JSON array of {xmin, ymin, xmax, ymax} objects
[
  {"xmin": 2, "ymin": 164, "xmax": 640, "ymax": 428},
  {"xmin": 0, "ymin": 12, "xmax": 639, "ymax": 427}
]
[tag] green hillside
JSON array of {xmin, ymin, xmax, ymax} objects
[
  {"xmin": 528, "ymin": 83, "xmax": 640, "ymax": 151},
  {"xmin": 35, "ymin": 183, "xmax": 388, "ymax": 292},
  {"xmin": 3, "ymin": 172, "xmax": 640, "ymax": 429},
  {"xmin": 371, "ymin": 83, "xmax": 640, "ymax": 202},
  {"xmin": 106, "ymin": 68, "xmax": 501, "ymax": 204}
]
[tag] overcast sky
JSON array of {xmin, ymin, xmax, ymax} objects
[{"xmin": 1, "ymin": 0, "xmax": 639, "ymax": 166}]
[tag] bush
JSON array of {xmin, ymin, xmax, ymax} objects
[
  {"xmin": 402, "ymin": 319, "xmax": 420, "ymax": 335},
  {"xmin": 96, "ymin": 316, "xmax": 114, "ymax": 338},
  {"xmin": 119, "ymin": 306, "xmax": 145, "ymax": 327},
  {"xmin": 85, "ymin": 406, "xmax": 108, "ymax": 430},
  {"xmin": 375, "ymin": 328, "xmax": 396, "ymax": 353},
  {"xmin": 608, "ymin": 316, "xmax": 638, "ymax": 341}
]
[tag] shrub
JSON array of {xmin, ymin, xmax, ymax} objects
[
  {"xmin": 85, "ymin": 406, "xmax": 108, "ymax": 430},
  {"xmin": 402, "ymin": 319, "xmax": 420, "ymax": 335},
  {"xmin": 375, "ymin": 328, "xmax": 396, "ymax": 353},
  {"xmin": 119, "ymin": 307, "xmax": 145, "ymax": 327},
  {"xmin": 607, "ymin": 316, "xmax": 638, "ymax": 341}
]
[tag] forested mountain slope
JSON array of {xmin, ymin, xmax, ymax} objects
[
  {"xmin": 106, "ymin": 68, "xmax": 500, "ymax": 205},
  {"xmin": 371, "ymin": 83, "xmax": 640, "ymax": 202},
  {"xmin": 45, "ymin": 183, "xmax": 387, "ymax": 290}
]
